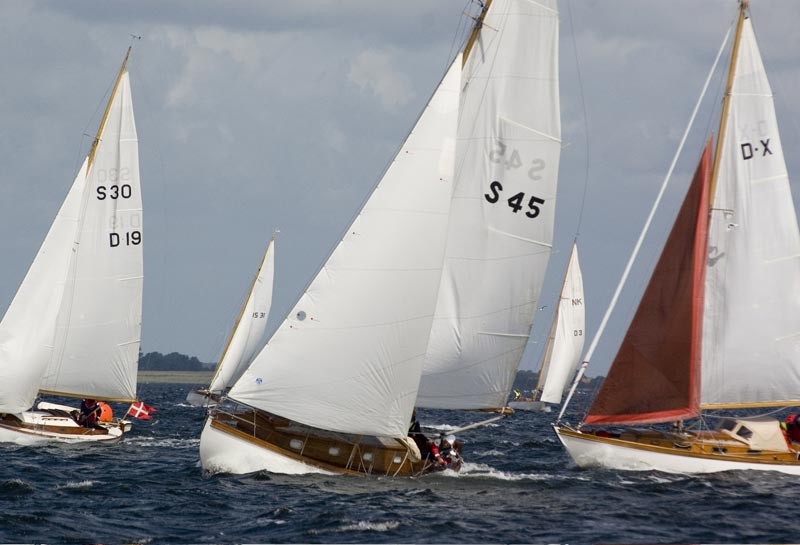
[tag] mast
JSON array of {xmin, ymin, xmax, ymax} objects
[
  {"xmin": 462, "ymin": 0, "xmax": 492, "ymax": 66},
  {"xmin": 87, "ymin": 47, "xmax": 132, "ymax": 172},
  {"xmin": 708, "ymin": 1, "xmax": 747, "ymax": 203}
]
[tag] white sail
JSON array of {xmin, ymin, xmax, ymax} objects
[
  {"xmin": 228, "ymin": 57, "xmax": 461, "ymax": 438},
  {"xmin": 417, "ymin": 0, "xmax": 561, "ymax": 409},
  {"xmin": 0, "ymin": 160, "xmax": 89, "ymax": 414},
  {"xmin": 208, "ymin": 238, "xmax": 275, "ymax": 394},
  {"xmin": 41, "ymin": 70, "xmax": 143, "ymax": 402},
  {"xmin": 701, "ymin": 19, "xmax": 800, "ymax": 407},
  {"xmin": 539, "ymin": 243, "xmax": 585, "ymax": 404}
]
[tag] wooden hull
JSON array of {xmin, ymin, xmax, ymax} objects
[
  {"xmin": 0, "ymin": 411, "xmax": 124, "ymax": 445},
  {"xmin": 554, "ymin": 425, "xmax": 800, "ymax": 475},
  {"xmin": 200, "ymin": 408, "xmax": 447, "ymax": 477}
]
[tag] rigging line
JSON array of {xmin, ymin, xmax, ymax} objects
[
  {"xmin": 557, "ymin": 22, "xmax": 734, "ymax": 425},
  {"xmin": 565, "ymin": 0, "xmax": 590, "ymax": 238}
]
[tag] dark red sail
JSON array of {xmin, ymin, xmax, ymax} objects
[{"xmin": 585, "ymin": 139, "xmax": 711, "ymax": 425}]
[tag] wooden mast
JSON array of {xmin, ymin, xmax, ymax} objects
[
  {"xmin": 462, "ymin": 0, "xmax": 493, "ymax": 66},
  {"xmin": 87, "ymin": 46, "xmax": 132, "ymax": 172},
  {"xmin": 707, "ymin": 1, "xmax": 747, "ymax": 203}
]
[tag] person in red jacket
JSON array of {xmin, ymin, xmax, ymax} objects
[{"xmin": 785, "ymin": 414, "xmax": 800, "ymax": 444}]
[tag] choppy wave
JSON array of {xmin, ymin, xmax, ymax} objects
[{"xmin": 1, "ymin": 383, "xmax": 798, "ymax": 545}]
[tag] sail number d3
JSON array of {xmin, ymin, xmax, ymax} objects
[{"xmin": 484, "ymin": 181, "xmax": 545, "ymax": 219}]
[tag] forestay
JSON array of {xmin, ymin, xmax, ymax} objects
[
  {"xmin": 228, "ymin": 58, "xmax": 461, "ymax": 438},
  {"xmin": 41, "ymin": 70, "xmax": 143, "ymax": 402},
  {"xmin": 701, "ymin": 19, "xmax": 800, "ymax": 407},
  {"xmin": 208, "ymin": 238, "xmax": 275, "ymax": 394},
  {"xmin": 417, "ymin": 0, "xmax": 561, "ymax": 409},
  {"xmin": 539, "ymin": 243, "xmax": 585, "ymax": 405}
]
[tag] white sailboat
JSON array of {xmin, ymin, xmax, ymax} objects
[
  {"xmin": 415, "ymin": 0, "xmax": 561, "ymax": 416},
  {"xmin": 199, "ymin": 0, "xmax": 561, "ymax": 476},
  {"xmin": 0, "ymin": 48, "xmax": 143, "ymax": 444},
  {"xmin": 555, "ymin": 1, "xmax": 800, "ymax": 475},
  {"xmin": 199, "ymin": 51, "xmax": 461, "ymax": 477},
  {"xmin": 509, "ymin": 242, "xmax": 584, "ymax": 412},
  {"xmin": 186, "ymin": 237, "xmax": 275, "ymax": 408}
]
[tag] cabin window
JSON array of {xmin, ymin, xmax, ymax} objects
[
  {"xmin": 328, "ymin": 447, "xmax": 341, "ymax": 456},
  {"xmin": 719, "ymin": 420, "xmax": 736, "ymax": 432},
  {"xmin": 289, "ymin": 439, "xmax": 304, "ymax": 450},
  {"xmin": 392, "ymin": 455, "xmax": 402, "ymax": 464},
  {"xmin": 736, "ymin": 426, "xmax": 753, "ymax": 440},
  {"xmin": 362, "ymin": 452, "xmax": 373, "ymax": 462},
  {"xmin": 296, "ymin": 311, "xmax": 307, "ymax": 321}
]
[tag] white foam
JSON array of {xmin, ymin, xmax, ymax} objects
[
  {"xmin": 56, "ymin": 480, "xmax": 97, "ymax": 490},
  {"xmin": 338, "ymin": 521, "xmax": 401, "ymax": 532}
]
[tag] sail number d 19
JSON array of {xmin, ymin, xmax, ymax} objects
[
  {"xmin": 109, "ymin": 231, "xmax": 141, "ymax": 247},
  {"xmin": 484, "ymin": 181, "xmax": 545, "ymax": 218}
]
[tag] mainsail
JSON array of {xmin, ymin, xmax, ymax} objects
[
  {"xmin": 538, "ymin": 243, "xmax": 585, "ymax": 405},
  {"xmin": 701, "ymin": 18, "xmax": 800, "ymax": 408},
  {"xmin": 227, "ymin": 57, "xmax": 461, "ymax": 439},
  {"xmin": 0, "ymin": 51, "xmax": 142, "ymax": 411},
  {"xmin": 417, "ymin": 0, "xmax": 561, "ymax": 409},
  {"xmin": 41, "ymin": 66, "xmax": 143, "ymax": 403},
  {"xmin": 208, "ymin": 238, "xmax": 275, "ymax": 394}
]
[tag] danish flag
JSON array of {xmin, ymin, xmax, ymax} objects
[{"xmin": 127, "ymin": 401, "xmax": 156, "ymax": 420}]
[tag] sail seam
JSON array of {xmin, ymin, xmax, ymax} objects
[{"xmin": 498, "ymin": 115, "xmax": 561, "ymax": 142}]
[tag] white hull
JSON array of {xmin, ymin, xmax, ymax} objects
[
  {"xmin": 0, "ymin": 410, "xmax": 123, "ymax": 445},
  {"xmin": 508, "ymin": 400, "xmax": 551, "ymax": 412},
  {"xmin": 199, "ymin": 418, "xmax": 334, "ymax": 476},
  {"xmin": 554, "ymin": 426, "xmax": 800, "ymax": 476}
]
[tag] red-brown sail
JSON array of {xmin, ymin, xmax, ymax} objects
[{"xmin": 585, "ymin": 139, "xmax": 712, "ymax": 425}]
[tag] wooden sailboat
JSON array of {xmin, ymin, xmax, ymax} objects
[
  {"xmin": 199, "ymin": 46, "xmax": 461, "ymax": 478},
  {"xmin": 416, "ymin": 0, "xmax": 561, "ymax": 418},
  {"xmin": 509, "ymin": 242, "xmax": 584, "ymax": 412},
  {"xmin": 555, "ymin": 1, "xmax": 800, "ymax": 475},
  {"xmin": 200, "ymin": 0, "xmax": 561, "ymax": 476},
  {"xmin": 0, "ymin": 48, "xmax": 144, "ymax": 444},
  {"xmin": 186, "ymin": 236, "xmax": 275, "ymax": 408}
]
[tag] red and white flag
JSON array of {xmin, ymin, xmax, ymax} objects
[{"xmin": 127, "ymin": 401, "xmax": 156, "ymax": 420}]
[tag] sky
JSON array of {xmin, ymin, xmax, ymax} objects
[{"xmin": 0, "ymin": 0, "xmax": 798, "ymax": 378}]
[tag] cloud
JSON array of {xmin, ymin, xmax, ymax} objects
[{"xmin": 348, "ymin": 49, "xmax": 414, "ymax": 109}]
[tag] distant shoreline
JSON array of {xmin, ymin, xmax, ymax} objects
[{"xmin": 138, "ymin": 370, "xmax": 214, "ymax": 384}]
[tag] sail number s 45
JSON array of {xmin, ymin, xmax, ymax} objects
[{"xmin": 484, "ymin": 181, "xmax": 545, "ymax": 218}]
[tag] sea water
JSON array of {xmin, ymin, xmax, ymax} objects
[{"xmin": 1, "ymin": 383, "xmax": 797, "ymax": 544}]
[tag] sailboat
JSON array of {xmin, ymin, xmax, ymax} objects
[
  {"xmin": 554, "ymin": 1, "xmax": 800, "ymax": 475},
  {"xmin": 0, "ymin": 48, "xmax": 144, "ymax": 444},
  {"xmin": 200, "ymin": 0, "xmax": 559, "ymax": 476},
  {"xmin": 509, "ymin": 242, "xmax": 584, "ymax": 412},
  {"xmin": 186, "ymin": 237, "xmax": 275, "ymax": 408}
]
